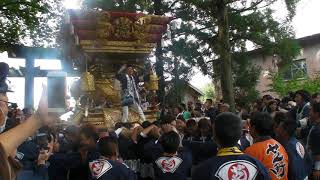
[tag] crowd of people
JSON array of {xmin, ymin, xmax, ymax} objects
[{"xmin": 1, "ymin": 60, "xmax": 320, "ymax": 180}]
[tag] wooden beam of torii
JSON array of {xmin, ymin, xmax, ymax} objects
[{"xmin": 7, "ymin": 46, "xmax": 61, "ymax": 108}]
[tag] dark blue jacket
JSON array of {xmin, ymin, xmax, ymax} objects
[
  {"xmin": 48, "ymin": 152, "xmax": 72, "ymax": 180},
  {"xmin": 48, "ymin": 148, "xmax": 100, "ymax": 180},
  {"xmin": 290, "ymin": 102, "xmax": 310, "ymax": 122},
  {"xmin": 308, "ymin": 124, "xmax": 320, "ymax": 156},
  {"xmin": 239, "ymin": 135, "xmax": 251, "ymax": 151},
  {"xmin": 115, "ymin": 73, "xmax": 140, "ymax": 91},
  {"xmin": 192, "ymin": 154, "xmax": 271, "ymax": 180},
  {"xmin": 182, "ymin": 138, "xmax": 217, "ymax": 165},
  {"xmin": 89, "ymin": 158, "xmax": 137, "ymax": 180},
  {"xmin": 205, "ymin": 107, "xmax": 217, "ymax": 122},
  {"xmin": 17, "ymin": 139, "xmax": 49, "ymax": 180},
  {"xmin": 118, "ymin": 135, "xmax": 138, "ymax": 160},
  {"xmin": 153, "ymin": 150, "xmax": 192, "ymax": 180},
  {"xmin": 136, "ymin": 135, "xmax": 161, "ymax": 164},
  {"xmin": 285, "ymin": 137, "xmax": 311, "ymax": 180}
]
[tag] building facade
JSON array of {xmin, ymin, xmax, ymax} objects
[
  {"xmin": 251, "ymin": 33, "xmax": 320, "ymax": 97},
  {"xmin": 183, "ymin": 83, "xmax": 204, "ymax": 104}
]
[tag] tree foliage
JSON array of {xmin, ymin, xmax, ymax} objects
[
  {"xmin": 270, "ymin": 72, "xmax": 320, "ymax": 97},
  {"xmin": 165, "ymin": 79, "xmax": 189, "ymax": 106},
  {"xmin": 200, "ymin": 83, "xmax": 215, "ymax": 101},
  {"xmin": 233, "ymin": 54, "xmax": 261, "ymax": 107},
  {"xmin": 162, "ymin": 48, "xmax": 195, "ymax": 105},
  {"xmin": 80, "ymin": 0, "xmax": 301, "ymax": 107},
  {"xmin": 0, "ymin": 0, "xmax": 63, "ymax": 51},
  {"xmin": 166, "ymin": 0, "xmax": 300, "ymax": 108}
]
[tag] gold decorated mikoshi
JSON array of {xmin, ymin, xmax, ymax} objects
[
  {"xmin": 80, "ymin": 72, "xmax": 95, "ymax": 92},
  {"xmin": 64, "ymin": 10, "xmax": 172, "ymax": 129}
]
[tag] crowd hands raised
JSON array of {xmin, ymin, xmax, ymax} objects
[{"xmin": 1, "ymin": 85, "xmax": 320, "ymax": 179}]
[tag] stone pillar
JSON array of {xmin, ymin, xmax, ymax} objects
[
  {"xmin": 47, "ymin": 71, "xmax": 67, "ymax": 114},
  {"xmin": 24, "ymin": 56, "xmax": 34, "ymax": 108}
]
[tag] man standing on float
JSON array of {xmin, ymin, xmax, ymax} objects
[{"xmin": 116, "ymin": 64, "xmax": 146, "ymax": 122}]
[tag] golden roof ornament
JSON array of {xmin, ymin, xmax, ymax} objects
[
  {"xmin": 114, "ymin": 17, "xmax": 132, "ymax": 39},
  {"xmin": 80, "ymin": 72, "xmax": 95, "ymax": 92},
  {"xmin": 96, "ymin": 12, "xmax": 113, "ymax": 39},
  {"xmin": 148, "ymin": 73, "xmax": 159, "ymax": 91}
]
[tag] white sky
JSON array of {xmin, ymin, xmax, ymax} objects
[{"xmin": 292, "ymin": 0, "xmax": 320, "ymax": 38}]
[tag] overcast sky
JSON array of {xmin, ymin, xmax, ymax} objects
[
  {"xmin": 292, "ymin": 0, "xmax": 320, "ymax": 38},
  {"xmin": 63, "ymin": 0, "xmax": 320, "ymax": 89}
]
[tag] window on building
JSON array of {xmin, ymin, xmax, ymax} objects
[{"xmin": 283, "ymin": 59, "xmax": 308, "ymax": 80}]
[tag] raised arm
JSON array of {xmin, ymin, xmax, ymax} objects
[
  {"xmin": 116, "ymin": 64, "xmax": 127, "ymax": 80},
  {"xmin": 0, "ymin": 86, "xmax": 49, "ymax": 157}
]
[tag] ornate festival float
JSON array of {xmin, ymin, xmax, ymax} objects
[{"xmin": 62, "ymin": 9, "xmax": 172, "ymax": 129}]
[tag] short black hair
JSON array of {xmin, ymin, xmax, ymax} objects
[
  {"xmin": 160, "ymin": 114, "xmax": 175, "ymax": 125},
  {"xmin": 122, "ymin": 123, "xmax": 133, "ymax": 129},
  {"xmin": 114, "ymin": 122, "xmax": 124, "ymax": 130},
  {"xmin": 126, "ymin": 64, "xmax": 134, "ymax": 68},
  {"xmin": 198, "ymin": 118, "xmax": 211, "ymax": 129},
  {"xmin": 280, "ymin": 119, "xmax": 297, "ymax": 137},
  {"xmin": 177, "ymin": 106, "xmax": 183, "ymax": 112},
  {"xmin": 180, "ymin": 103, "xmax": 187, "ymax": 110},
  {"xmin": 241, "ymin": 113, "xmax": 250, "ymax": 121},
  {"xmin": 267, "ymin": 100, "xmax": 278, "ymax": 112},
  {"xmin": 281, "ymin": 96, "xmax": 290, "ymax": 104},
  {"xmin": 311, "ymin": 102, "xmax": 320, "ymax": 114},
  {"xmin": 159, "ymin": 131, "xmax": 180, "ymax": 154},
  {"xmin": 64, "ymin": 125, "xmax": 80, "ymax": 137},
  {"xmin": 273, "ymin": 112, "xmax": 288, "ymax": 127},
  {"xmin": 142, "ymin": 121, "xmax": 152, "ymax": 128},
  {"xmin": 250, "ymin": 112, "xmax": 273, "ymax": 136},
  {"xmin": 98, "ymin": 136, "xmax": 118, "ymax": 157},
  {"xmin": 186, "ymin": 119, "xmax": 197, "ymax": 128},
  {"xmin": 206, "ymin": 99, "xmax": 213, "ymax": 104},
  {"xmin": 263, "ymin": 95, "xmax": 273, "ymax": 100},
  {"xmin": 80, "ymin": 124, "xmax": 99, "ymax": 142},
  {"xmin": 295, "ymin": 90, "xmax": 311, "ymax": 102},
  {"xmin": 214, "ymin": 112, "xmax": 242, "ymax": 147}
]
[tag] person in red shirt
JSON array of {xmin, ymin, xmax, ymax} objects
[{"xmin": 245, "ymin": 112, "xmax": 289, "ymax": 180}]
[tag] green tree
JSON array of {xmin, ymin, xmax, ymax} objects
[
  {"xmin": 165, "ymin": 79, "xmax": 189, "ymax": 106},
  {"xmin": 200, "ymin": 83, "xmax": 215, "ymax": 101},
  {"xmin": 233, "ymin": 54, "xmax": 261, "ymax": 107},
  {"xmin": 0, "ymin": 0, "xmax": 63, "ymax": 51},
  {"xmin": 162, "ymin": 25, "xmax": 196, "ymax": 106},
  {"xmin": 270, "ymin": 72, "xmax": 320, "ymax": 97},
  {"xmin": 168, "ymin": 0, "xmax": 300, "ymax": 111}
]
